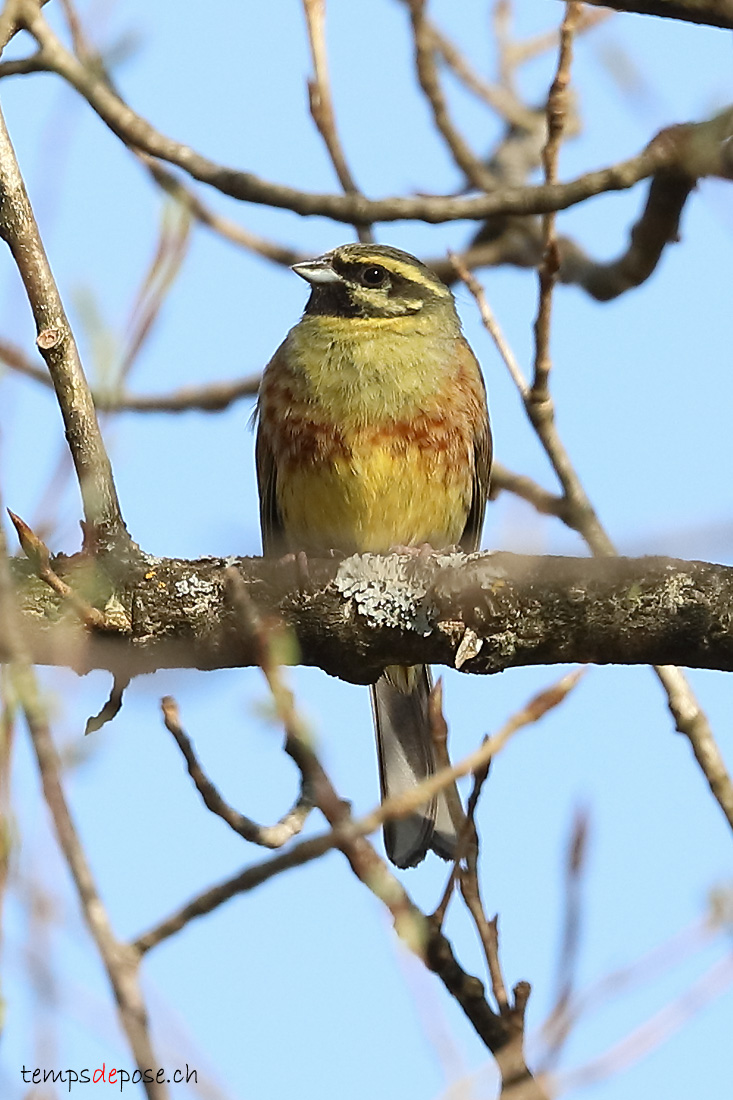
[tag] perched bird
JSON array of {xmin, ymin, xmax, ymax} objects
[{"xmin": 255, "ymin": 243, "xmax": 492, "ymax": 867}]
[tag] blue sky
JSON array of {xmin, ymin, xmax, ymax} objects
[{"xmin": 0, "ymin": 3, "xmax": 731, "ymax": 1099}]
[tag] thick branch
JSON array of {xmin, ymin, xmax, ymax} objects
[
  {"xmin": 580, "ymin": 0, "xmax": 733, "ymax": 29},
  {"xmin": 6, "ymin": 549, "xmax": 733, "ymax": 680}
]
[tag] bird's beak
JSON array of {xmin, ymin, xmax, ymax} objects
[{"xmin": 291, "ymin": 256, "xmax": 342, "ymax": 284}]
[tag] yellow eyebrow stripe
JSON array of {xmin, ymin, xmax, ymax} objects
[{"xmin": 352, "ymin": 254, "xmax": 451, "ymax": 296}]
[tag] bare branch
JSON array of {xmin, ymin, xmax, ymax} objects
[
  {"xmin": 0, "ymin": 336, "xmax": 260, "ymax": 412},
  {"xmin": 533, "ymin": 1, "xmax": 582, "ymax": 403},
  {"xmin": 405, "ymin": 0, "xmax": 497, "ymax": 190},
  {"xmin": 430, "ymin": 169, "xmax": 698, "ymax": 300},
  {"xmin": 161, "ymin": 695, "xmax": 313, "ymax": 849},
  {"xmin": 227, "ymin": 575, "xmax": 548, "ymax": 1096},
  {"xmin": 0, "ymin": 496, "xmax": 166, "ymax": 1100},
  {"xmin": 555, "ymin": 169, "xmax": 696, "ymax": 300},
  {"xmin": 15, "ymin": 3, "xmax": 733, "ymax": 226},
  {"xmin": 554, "ymin": 952, "xmax": 733, "ymax": 1092},
  {"xmin": 0, "ymin": 98, "xmax": 127, "ymax": 547},
  {"xmin": 138, "ymin": 668, "xmax": 582, "ymax": 964},
  {"xmin": 580, "ymin": 0, "xmax": 733, "ymax": 30},
  {"xmin": 9, "ymin": 549, "xmax": 733, "ymax": 684},
  {"xmin": 453, "ymin": 265, "xmax": 733, "ymax": 845},
  {"xmin": 302, "ymin": 0, "xmax": 372, "ymax": 242}
]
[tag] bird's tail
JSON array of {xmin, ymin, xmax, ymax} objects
[{"xmin": 370, "ymin": 664, "xmax": 462, "ymax": 868}]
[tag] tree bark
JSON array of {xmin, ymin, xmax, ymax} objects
[{"xmin": 5, "ymin": 548, "xmax": 733, "ymax": 682}]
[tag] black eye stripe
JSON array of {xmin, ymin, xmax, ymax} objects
[{"xmin": 332, "ymin": 259, "xmax": 391, "ymax": 289}]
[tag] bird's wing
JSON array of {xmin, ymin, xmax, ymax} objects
[
  {"xmin": 255, "ymin": 404, "xmax": 286, "ymax": 557},
  {"xmin": 459, "ymin": 345, "xmax": 493, "ymax": 553}
]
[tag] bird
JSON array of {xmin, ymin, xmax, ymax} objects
[{"xmin": 255, "ymin": 243, "xmax": 492, "ymax": 868}]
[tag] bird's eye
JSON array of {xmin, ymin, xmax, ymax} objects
[{"xmin": 359, "ymin": 264, "xmax": 388, "ymax": 288}]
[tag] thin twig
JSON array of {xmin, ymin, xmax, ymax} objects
[
  {"xmin": 542, "ymin": 913, "xmax": 717, "ymax": 1052},
  {"xmin": 58, "ymin": 0, "xmax": 91, "ymax": 58},
  {"xmin": 428, "ymin": 678, "xmax": 467, "ymax": 841},
  {"xmin": 302, "ymin": 0, "xmax": 372, "ymax": 242},
  {"xmin": 161, "ymin": 695, "xmax": 313, "ymax": 848},
  {"xmin": 532, "ymin": 1, "xmax": 582, "ymax": 404},
  {"xmin": 0, "ymin": 495, "xmax": 167, "ymax": 1100},
  {"xmin": 451, "ymin": 253, "xmax": 529, "ymax": 396},
  {"xmin": 0, "ymin": 337, "xmax": 260, "ymax": 412},
  {"xmin": 428, "ymin": 19, "xmax": 532, "ymax": 129},
  {"xmin": 539, "ymin": 809, "xmax": 590, "ymax": 1070},
  {"xmin": 457, "ymin": 672, "xmax": 586, "ymax": 1018},
  {"xmin": 490, "ymin": 462, "xmax": 567, "ymax": 519},
  {"xmin": 138, "ymin": 154, "xmax": 306, "ymax": 267},
  {"xmin": 509, "ymin": 7, "xmax": 610, "ymax": 71},
  {"xmin": 118, "ymin": 201, "xmax": 192, "ymax": 383},
  {"xmin": 550, "ymin": 951, "xmax": 733, "ymax": 1093},
  {"xmin": 7, "ymin": 509, "xmax": 108, "ymax": 629},
  {"xmin": 406, "ymin": 0, "xmax": 496, "ymax": 191},
  {"xmin": 131, "ymin": 834, "xmax": 338, "ymax": 955}
]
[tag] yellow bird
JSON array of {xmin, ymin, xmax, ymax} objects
[{"xmin": 256, "ymin": 244, "xmax": 492, "ymax": 867}]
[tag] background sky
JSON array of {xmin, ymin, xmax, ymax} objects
[{"xmin": 0, "ymin": 2, "xmax": 731, "ymax": 1099}]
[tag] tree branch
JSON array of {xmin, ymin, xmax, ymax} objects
[
  {"xmin": 0, "ymin": 496, "xmax": 166, "ymax": 1100},
  {"xmin": 453, "ymin": 257, "xmax": 733, "ymax": 842},
  {"xmin": 405, "ymin": 0, "xmax": 497, "ymax": 191},
  {"xmin": 6, "ymin": 549, "xmax": 733, "ymax": 680},
  {"xmin": 0, "ymin": 97, "xmax": 128, "ymax": 547},
  {"xmin": 0, "ymin": 336, "xmax": 260, "ymax": 412},
  {"xmin": 15, "ymin": 4, "xmax": 733, "ymax": 225},
  {"xmin": 580, "ymin": 0, "xmax": 733, "ymax": 30},
  {"xmin": 302, "ymin": 0, "xmax": 372, "ymax": 242}
]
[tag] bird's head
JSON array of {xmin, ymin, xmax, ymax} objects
[{"xmin": 292, "ymin": 243, "xmax": 455, "ymax": 320}]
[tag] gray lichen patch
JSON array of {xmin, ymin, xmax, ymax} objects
[
  {"xmin": 660, "ymin": 568, "xmax": 697, "ymax": 611},
  {"xmin": 173, "ymin": 572, "xmax": 219, "ymax": 604},
  {"xmin": 335, "ymin": 553, "xmax": 431, "ymax": 633}
]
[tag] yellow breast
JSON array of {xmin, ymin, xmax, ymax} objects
[
  {"xmin": 278, "ymin": 433, "xmax": 471, "ymax": 553},
  {"xmin": 260, "ymin": 312, "xmax": 483, "ymax": 554}
]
